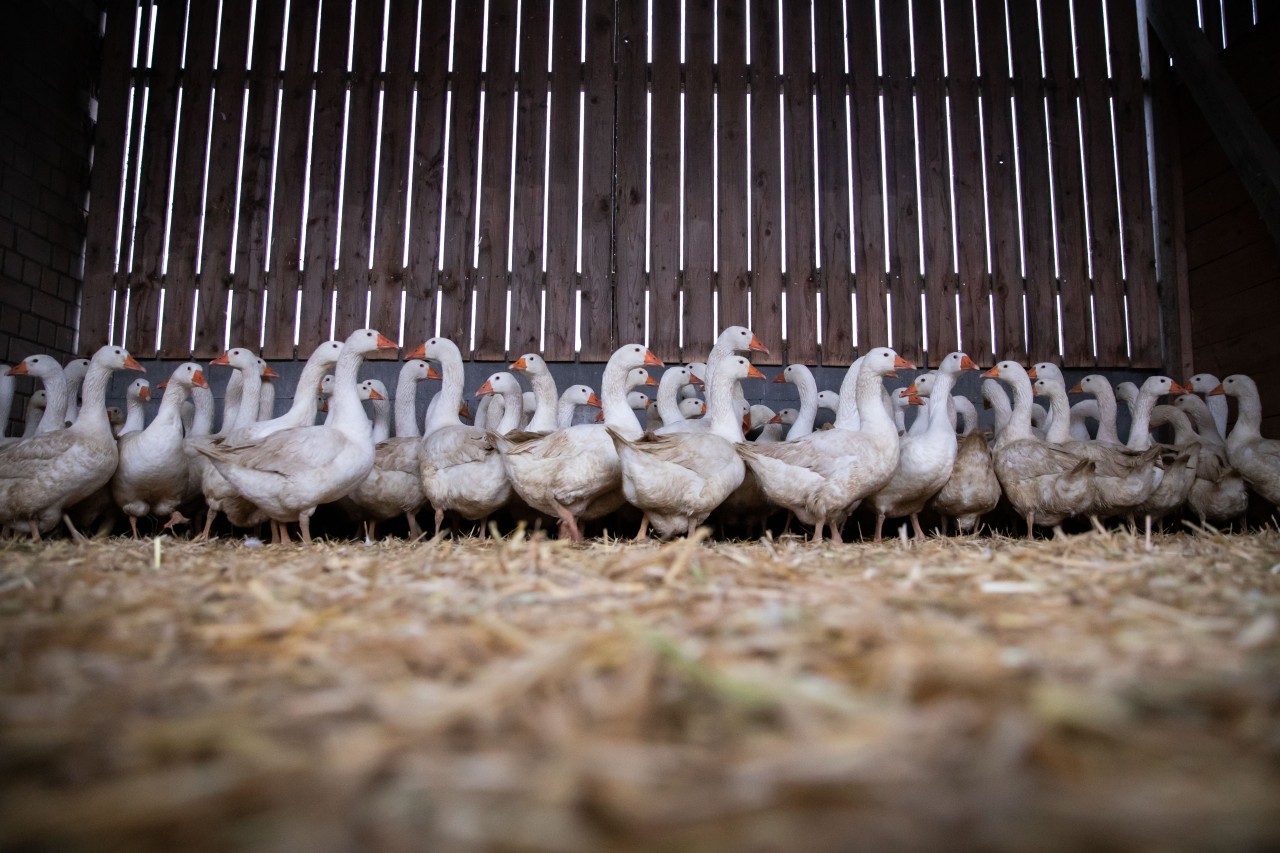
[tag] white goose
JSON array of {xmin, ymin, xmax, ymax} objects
[
  {"xmin": 62, "ymin": 357, "xmax": 91, "ymax": 426},
  {"xmin": 223, "ymin": 341, "xmax": 344, "ymax": 445},
  {"xmin": 111, "ymin": 363, "xmax": 206, "ymax": 536},
  {"xmin": 1167, "ymin": 397, "xmax": 1250, "ymax": 526},
  {"xmin": 490, "ymin": 344, "xmax": 662, "ymax": 541},
  {"xmin": 0, "ymin": 345, "xmax": 144, "ymax": 540},
  {"xmin": 118, "ymin": 378, "xmax": 150, "ymax": 435},
  {"xmin": 773, "ymin": 363, "xmax": 820, "ymax": 439},
  {"xmin": 557, "ymin": 384, "xmax": 602, "ymax": 428},
  {"xmin": 195, "ymin": 329, "xmax": 396, "ymax": 543},
  {"xmin": 657, "ymin": 326, "xmax": 768, "ymax": 435},
  {"xmin": 1189, "ymin": 373, "xmax": 1229, "ymax": 440},
  {"xmin": 509, "ymin": 353, "xmax": 559, "ymax": 433},
  {"xmin": 19, "ymin": 390, "xmax": 46, "ymax": 440},
  {"xmin": 1215, "ymin": 375, "xmax": 1280, "ymax": 505},
  {"xmin": 8, "ymin": 354, "xmax": 68, "ymax": 435}
]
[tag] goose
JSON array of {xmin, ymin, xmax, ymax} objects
[
  {"xmin": 257, "ymin": 362, "xmax": 277, "ymax": 421},
  {"xmin": 20, "ymin": 390, "xmax": 48, "ymax": 439},
  {"xmin": 658, "ymin": 327, "xmax": 768, "ymax": 436},
  {"xmin": 118, "ymin": 378, "xmax": 150, "ymax": 435},
  {"xmin": 390, "ymin": 359, "xmax": 440, "ymax": 439},
  {"xmin": 1163, "ymin": 400, "xmax": 1250, "ymax": 526},
  {"xmin": 655, "ymin": 366, "xmax": 701, "ymax": 428},
  {"xmin": 815, "ymin": 389, "xmax": 840, "ymax": 426},
  {"xmin": 62, "ymin": 357, "xmax": 91, "ymax": 426},
  {"xmin": 611, "ymin": 355, "xmax": 762, "ymax": 539},
  {"xmin": 107, "ymin": 406, "xmax": 124, "ymax": 435},
  {"xmin": 1067, "ymin": 375, "xmax": 1123, "ymax": 444},
  {"xmin": 738, "ymin": 348, "xmax": 911, "ymax": 542},
  {"xmin": 1130, "ymin": 405, "xmax": 1199, "ymax": 534},
  {"xmin": 557, "ymin": 384, "xmax": 602, "ymax": 428},
  {"xmin": 1189, "ymin": 373, "xmax": 1229, "ymax": 440},
  {"xmin": 8, "ymin": 354, "xmax": 69, "ymax": 435},
  {"xmin": 1214, "ymin": 375, "xmax": 1280, "ymax": 505},
  {"xmin": 194, "ymin": 329, "xmax": 397, "ymax": 543},
  {"xmin": 360, "ymin": 379, "xmax": 391, "ymax": 443},
  {"xmin": 773, "ymin": 363, "xmax": 820, "ymax": 439},
  {"xmin": 1069, "ymin": 400, "xmax": 1100, "ymax": 441},
  {"xmin": 953, "ymin": 394, "xmax": 978, "ymax": 436},
  {"xmin": 191, "ymin": 349, "xmax": 268, "ymax": 540},
  {"xmin": 111, "ymin": 363, "xmax": 206, "ymax": 537},
  {"xmin": 510, "ymin": 353, "xmax": 560, "ymax": 433},
  {"xmin": 318, "ymin": 374, "xmax": 335, "ymax": 422},
  {"xmin": 679, "ymin": 362, "xmax": 707, "ymax": 402},
  {"xmin": 869, "ymin": 352, "xmax": 978, "ymax": 540},
  {"xmin": 0, "ymin": 345, "xmax": 144, "ymax": 540},
  {"xmin": 929, "ymin": 426, "xmax": 1001, "ymax": 535},
  {"xmin": 1124, "ymin": 376, "xmax": 1192, "ymax": 451},
  {"xmin": 222, "ymin": 341, "xmax": 345, "ymax": 445},
  {"xmin": 983, "ymin": 379, "xmax": 1013, "ymax": 438},
  {"xmin": 678, "ymin": 397, "xmax": 706, "ymax": 419},
  {"xmin": 489, "ymin": 344, "xmax": 662, "ymax": 541},
  {"xmin": 984, "ymin": 361, "xmax": 1095, "ymax": 534}
]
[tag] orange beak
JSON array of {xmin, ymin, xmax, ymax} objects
[
  {"xmin": 262, "ymin": 366, "xmax": 279, "ymax": 379},
  {"xmin": 1168, "ymin": 381, "xmax": 1191, "ymax": 395},
  {"xmin": 6, "ymin": 361, "xmax": 28, "ymax": 376},
  {"xmin": 1209, "ymin": 384, "xmax": 1225, "ymax": 396},
  {"xmin": 510, "ymin": 357, "xmax": 528, "ymax": 371},
  {"xmin": 894, "ymin": 355, "xmax": 915, "ymax": 370},
  {"xmin": 319, "ymin": 402, "xmax": 329, "ymax": 413},
  {"xmin": 772, "ymin": 372, "xmax": 787, "ymax": 383},
  {"xmin": 124, "ymin": 355, "xmax": 146, "ymax": 373},
  {"xmin": 595, "ymin": 410, "xmax": 605, "ymax": 422},
  {"xmin": 138, "ymin": 386, "xmax": 151, "ymax": 402},
  {"xmin": 746, "ymin": 365, "xmax": 766, "ymax": 380},
  {"xmin": 375, "ymin": 333, "xmax": 397, "ymax": 350},
  {"xmin": 211, "ymin": 352, "xmax": 231, "ymax": 366},
  {"xmin": 980, "ymin": 366, "xmax": 1000, "ymax": 379},
  {"xmin": 586, "ymin": 392, "xmax": 603, "ymax": 408},
  {"xmin": 742, "ymin": 412, "xmax": 752, "ymax": 434},
  {"xmin": 1026, "ymin": 367, "xmax": 1038, "ymax": 380},
  {"xmin": 959, "ymin": 354, "xmax": 979, "ymax": 371},
  {"xmin": 689, "ymin": 373, "xmax": 704, "ymax": 387},
  {"xmin": 644, "ymin": 375, "xmax": 658, "ymax": 387},
  {"xmin": 904, "ymin": 382, "xmax": 919, "ymax": 395},
  {"xmin": 368, "ymin": 388, "xmax": 384, "ymax": 401},
  {"xmin": 749, "ymin": 335, "xmax": 769, "ymax": 354},
  {"xmin": 768, "ymin": 413, "xmax": 783, "ymax": 424},
  {"xmin": 405, "ymin": 342, "xmax": 426, "ymax": 360},
  {"xmin": 427, "ymin": 366, "xmax": 442, "ymax": 381},
  {"xmin": 192, "ymin": 370, "xmax": 207, "ymax": 389},
  {"xmin": 1068, "ymin": 382, "xmax": 1083, "ymax": 394},
  {"xmin": 475, "ymin": 379, "xmax": 495, "ymax": 396},
  {"xmin": 459, "ymin": 403, "xmax": 472, "ymax": 420},
  {"xmin": 908, "ymin": 393, "xmax": 925, "ymax": 406},
  {"xmin": 643, "ymin": 350, "xmax": 664, "ymax": 368},
  {"xmin": 156, "ymin": 380, "xmax": 168, "ymax": 390},
  {"xmin": 700, "ymin": 402, "xmax": 707, "ymax": 416}
]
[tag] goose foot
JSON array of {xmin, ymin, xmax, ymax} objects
[
  {"xmin": 911, "ymin": 513, "xmax": 926, "ymax": 542},
  {"xmin": 874, "ymin": 514, "xmax": 885, "ymax": 543},
  {"xmin": 197, "ymin": 510, "xmax": 219, "ymax": 543},
  {"xmin": 406, "ymin": 512, "xmax": 422, "ymax": 540},
  {"xmin": 434, "ymin": 508, "xmax": 445, "ymax": 539},
  {"xmin": 128, "ymin": 517, "xmax": 140, "ymax": 539},
  {"xmin": 29, "ymin": 520, "xmax": 41, "ymax": 543},
  {"xmin": 61, "ymin": 514, "xmax": 87, "ymax": 543},
  {"xmin": 828, "ymin": 521, "xmax": 843, "ymax": 544},
  {"xmin": 633, "ymin": 513, "xmax": 650, "ymax": 543},
  {"xmin": 163, "ymin": 511, "xmax": 190, "ymax": 532},
  {"xmin": 298, "ymin": 514, "xmax": 313, "ymax": 545}
]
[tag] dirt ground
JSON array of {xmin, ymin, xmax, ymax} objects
[{"xmin": 1, "ymin": 529, "xmax": 1279, "ymax": 851}]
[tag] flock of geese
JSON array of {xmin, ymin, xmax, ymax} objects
[{"xmin": 1, "ymin": 325, "xmax": 1277, "ymax": 544}]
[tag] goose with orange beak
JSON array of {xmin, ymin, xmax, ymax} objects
[
  {"xmin": 194, "ymin": 329, "xmax": 397, "ymax": 544},
  {"xmin": 0, "ymin": 345, "xmax": 145, "ymax": 540},
  {"xmin": 489, "ymin": 344, "xmax": 664, "ymax": 542},
  {"xmin": 1215, "ymin": 374, "xmax": 1280, "ymax": 505}
]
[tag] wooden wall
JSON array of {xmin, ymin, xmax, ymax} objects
[
  {"xmin": 80, "ymin": 0, "xmax": 1165, "ymax": 368},
  {"xmin": 1172, "ymin": 5, "xmax": 1280, "ymax": 436}
]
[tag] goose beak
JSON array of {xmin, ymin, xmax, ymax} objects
[
  {"xmin": 689, "ymin": 373, "xmax": 704, "ymax": 387},
  {"xmin": 1209, "ymin": 384, "xmax": 1226, "ymax": 396},
  {"xmin": 262, "ymin": 366, "xmax": 279, "ymax": 379},
  {"xmin": 475, "ymin": 379, "xmax": 495, "ymax": 396},
  {"xmin": 908, "ymin": 393, "xmax": 925, "ymax": 406},
  {"xmin": 904, "ymin": 382, "xmax": 919, "ymax": 395},
  {"xmin": 192, "ymin": 370, "xmax": 207, "ymax": 389},
  {"xmin": 595, "ymin": 410, "xmax": 605, "ymax": 422},
  {"xmin": 980, "ymin": 366, "xmax": 1000, "ymax": 379},
  {"xmin": 368, "ymin": 388, "xmax": 384, "ymax": 401},
  {"xmin": 768, "ymin": 413, "xmax": 783, "ymax": 424},
  {"xmin": 375, "ymin": 333, "xmax": 397, "ymax": 350},
  {"xmin": 1068, "ymin": 382, "xmax": 1083, "ymax": 394},
  {"xmin": 586, "ymin": 392, "xmax": 603, "ymax": 408},
  {"xmin": 772, "ymin": 372, "xmax": 787, "ymax": 383},
  {"xmin": 1169, "ymin": 381, "xmax": 1191, "ymax": 394},
  {"xmin": 643, "ymin": 350, "xmax": 664, "ymax": 367},
  {"xmin": 427, "ymin": 366, "xmax": 442, "ymax": 381},
  {"xmin": 405, "ymin": 342, "xmax": 426, "ymax": 360},
  {"xmin": 138, "ymin": 386, "xmax": 151, "ymax": 402},
  {"xmin": 6, "ymin": 362, "xmax": 28, "ymax": 376},
  {"xmin": 1026, "ymin": 366, "xmax": 1039, "ymax": 380},
  {"xmin": 746, "ymin": 365, "xmax": 766, "ymax": 380},
  {"xmin": 959, "ymin": 354, "xmax": 979, "ymax": 370},
  {"xmin": 156, "ymin": 380, "xmax": 168, "ymax": 390},
  {"xmin": 211, "ymin": 352, "xmax": 231, "ymax": 366},
  {"xmin": 742, "ymin": 413, "xmax": 751, "ymax": 434},
  {"xmin": 510, "ymin": 357, "xmax": 528, "ymax": 371},
  {"xmin": 644, "ymin": 375, "xmax": 658, "ymax": 386},
  {"xmin": 124, "ymin": 355, "xmax": 146, "ymax": 373},
  {"xmin": 894, "ymin": 355, "xmax": 915, "ymax": 370},
  {"xmin": 749, "ymin": 335, "xmax": 769, "ymax": 354},
  {"xmin": 319, "ymin": 402, "xmax": 328, "ymax": 413}
]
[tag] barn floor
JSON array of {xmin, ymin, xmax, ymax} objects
[{"xmin": 1, "ymin": 530, "xmax": 1279, "ymax": 851}]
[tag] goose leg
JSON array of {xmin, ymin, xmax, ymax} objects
[
  {"xmin": 298, "ymin": 513, "xmax": 312, "ymax": 545},
  {"xmin": 364, "ymin": 520, "xmax": 376, "ymax": 543},
  {"xmin": 633, "ymin": 513, "xmax": 650, "ymax": 543},
  {"xmin": 406, "ymin": 512, "xmax": 422, "ymax": 540},
  {"xmin": 687, "ymin": 518, "xmax": 697, "ymax": 539},
  {"xmin": 911, "ymin": 513, "xmax": 926, "ymax": 541},
  {"xmin": 128, "ymin": 516, "xmax": 140, "ymax": 539},
  {"xmin": 550, "ymin": 501, "xmax": 581, "ymax": 543},
  {"xmin": 163, "ymin": 511, "xmax": 190, "ymax": 533},
  {"xmin": 1024, "ymin": 512, "xmax": 1035, "ymax": 538},
  {"xmin": 434, "ymin": 508, "xmax": 445, "ymax": 538},
  {"xmin": 278, "ymin": 522, "xmax": 290, "ymax": 544},
  {"xmin": 198, "ymin": 509, "xmax": 218, "ymax": 542},
  {"xmin": 810, "ymin": 520, "xmax": 823, "ymax": 543},
  {"xmin": 828, "ymin": 520, "xmax": 843, "ymax": 544},
  {"xmin": 29, "ymin": 520, "xmax": 41, "ymax": 543},
  {"xmin": 874, "ymin": 514, "xmax": 886, "ymax": 542},
  {"xmin": 61, "ymin": 514, "xmax": 87, "ymax": 543}
]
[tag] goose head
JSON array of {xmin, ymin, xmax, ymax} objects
[
  {"xmin": 911, "ymin": 372, "xmax": 937, "ymax": 397},
  {"xmin": 1027, "ymin": 361, "xmax": 1064, "ymax": 385},
  {"xmin": 563, "ymin": 384, "xmax": 601, "ymax": 408},
  {"xmin": 664, "ymin": 365, "xmax": 697, "ymax": 388},
  {"xmin": 7, "ymin": 353, "xmax": 64, "ymax": 383},
  {"xmin": 627, "ymin": 391, "xmax": 652, "ymax": 412},
  {"xmin": 1069, "ymin": 374, "xmax": 1111, "ymax": 396},
  {"xmin": 679, "ymin": 397, "xmax": 706, "ymax": 418},
  {"xmin": 63, "ymin": 357, "xmax": 91, "ymax": 382},
  {"xmin": 863, "ymin": 346, "xmax": 913, "ymax": 378},
  {"xmin": 627, "ymin": 368, "xmax": 658, "ymax": 390},
  {"xmin": 1188, "ymin": 373, "xmax": 1221, "ymax": 395},
  {"xmin": 309, "ymin": 340, "xmax": 344, "ymax": 367},
  {"xmin": 210, "ymin": 347, "xmax": 259, "ymax": 372},
  {"xmin": 1139, "ymin": 375, "xmax": 1190, "ymax": 398},
  {"xmin": 164, "ymin": 362, "xmax": 207, "ymax": 392},
  {"xmin": 1212, "ymin": 374, "xmax": 1256, "ymax": 399},
  {"xmin": 405, "ymin": 336, "xmax": 458, "ymax": 364},
  {"xmin": 88, "ymin": 345, "xmax": 145, "ymax": 373},
  {"xmin": 1115, "ymin": 381, "xmax": 1138, "ymax": 406},
  {"xmin": 344, "ymin": 328, "xmax": 398, "ymax": 356},
  {"xmin": 127, "ymin": 378, "xmax": 150, "ymax": 403},
  {"xmin": 402, "ymin": 359, "xmax": 439, "ymax": 383},
  {"xmin": 358, "ymin": 379, "xmax": 386, "ymax": 402},
  {"xmin": 717, "ymin": 325, "xmax": 769, "ymax": 355},
  {"xmin": 816, "ymin": 390, "xmax": 840, "ymax": 413},
  {"xmin": 474, "ymin": 372, "xmax": 522, "ymax": 399},
  {"xmin": 937, "ymin": 351, "xmax": 979, "ymax": 376},
  {"xmin": 509, "ymin": 353, "xmax": 549, "ymax": 375}
]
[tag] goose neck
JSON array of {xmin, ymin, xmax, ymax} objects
[
  {"xmin": 217, "ymin": 373, "xmax": 243, "ymax": 436},
  {"xmin": 329, "ymin": 350, "xmax": 372, "ymax": 439},
  {"xmin": 706, "ymin": 372, "xmax": 745, "ymax": 442},
  {"xmin": 394, "ymin": 367, "xmax": 421, "ymax": 437},
  {"xmin": 235, "ymin": 367, "xmax": 262, "ymax": 431},
  {"xmin": 656, "ymin": 372, "xmax": 686, "ymax": 425},
  {"xmin": 526, "ymin": 369, "xmax": 559, "ymax": 432},
  {"xmin": 834, "ymin": 357, "xmax": 864, "ymax": 429},
  {"xmin": 424, "ymin": 347, "xmax": 465, "ymax": 432},
  {"xmin": 285, "ymin": 357, "xmax": 330, "ymax": 429},
  {"xmin": 1126, "ymin": 388, "xmax": 1160, "ymax": 450},
  {"xmin": 925, "ymin": 371, "xmax": 958, "ymax": 434},
  {"xmin": 1092, "ymin": 382, "xmax": 1120, "ymax": 444},
  {"xmin": 36, "ymin": 367, "xmax": 68, "ymax": 433},
  {"xmin": 1231, "ymin": 386, "xmax": 1262, "ymax": 440},
  {"xmin": 72, "ymin": 363, "xmax": 114, "ymax": 436},
  {"xmin": 1042, "ymin": 382, "xmax": 1072, "ymax": 444},
  {"xmin": 601, "ymin": 357, "xmax": 643, "ymax": 438},
  {"xmin": 854, "ymin": 367, "xmax": 894, "ymax": 438},
  {"xmin": 787, "ymin": 368, "xmax": 819, "ymax": 440},
  {"xmin": 190, "ymin": 386, "xmax": 215, "ymax": 436},
  {"xmin": 494, "ymin": 388, "xmax": 523, "ymax": 435}
]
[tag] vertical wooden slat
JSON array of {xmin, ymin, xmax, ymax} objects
[
  {"xmin": 748, "ymin": 0, "xmax": 783, "ymax": 357},
  {"xmin": 974, "ymin": 0, "xmax": 1023, "ymax": 362},
  {"xmin": 472, "ymin": 0, "xmax": 519, "ymax": 360},
  {"xmin": 944, "ymin": 0, "xmax": 991, "ymax": 363},
  {"xmin": 80, "ymin": 0, "xmax": 136, "ymax": 353},
  {"xmin": 813, "ymin": 0, "xmax": 854, "ymax": 366},
  {"xmin": 192, "ymin": 0, "xmax": 252, "ymax": 357},
  {"xmin": 368, "ymin": 0, "xmax": 419, "ymax": 349},
  {"xmin": 847, "ymin": 0, "xmax": 887, "ymax": 352},
  {"xmin": 1007, "ymin": 0, "xmax": 1059, "ymax": 364},
  {"xmin": 579, "ymin": 0, "xmax": 616, "ymax": 360},
  {"xmin": 1107, "ymin": 0, "xmax": 1158, "ymax": 367},
  {"xmin": 262, "ymin": 0, "xmax": 320, "ymax": 359},
  {"xmin": 914, "ymin": 0, "xmax": 959, "ymax": 363},
  {"xmin": 1075, "ymin": 0, "xmax": 1126, "ymax": 365},
  {"xmin": 716, "ymin": 0, "xmax": 750, "ymax": 335},
  {"xmin": 508, "ymin": 0, "xmax": 551, "ymax": 357},
  {"xmin": 780, "ymin": 0, "xmax": 816, "ymax": 366},
  {"xmin": 545, "ymin": 0, "xmax": 586, "ymax": 358},
  {"xmin": 1150, "ymin": 38, "xmax": 1194, "ymax": 380},
  {"xmin": 296, "ymin": 0, "xmax": 347, "ymax": 355},
  {"xmin": 613, "ymin": 0, "xmax": 647, "ymax": 351},
  {"xmin": 683, "ymin": 0, "xmax": 715, "ymax": 358},
  {"xmin": 230, "ymin": 0, "xmax": 286, "ymax": 352},
  {"xmin": 402, "ymin": 0, "xmax": 449, "ymax": 346},
  {"xmin": 649, "ymin": 0, "xmax": 681, "ymax": 362},
  {"xmin": 125, "ymin": 0, "xmax": 184, "ymax": 358},
  {"xmin": 881, "ymin": 0, "xmax": 923, "ymax": 364},
  {"xmin": 1042, "ymin": 0, "xmax": 1091, "ymax": 366},
  {"xmin": 113, "ymin": 2, "xmax": 154, "ymax": 346},
  {"xmin": 159, "ymin": 0, "xmax": 218, "ymax": 357},
  {"xmin": 1221, "ymin": 0, "xmax": 1256, "ymax": 46}
]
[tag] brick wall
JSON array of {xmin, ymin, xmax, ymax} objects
[{"xmin": 0, "ymin": 0, "xmax": 101, "ymax": 433}]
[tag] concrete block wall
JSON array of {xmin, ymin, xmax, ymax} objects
[{"xmin": 0, "ymin": 0, "xmax": 101, "ymax": 434}]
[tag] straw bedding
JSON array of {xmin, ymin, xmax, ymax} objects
[{"xmin": 2, "ymin": 530, "xmax": 1279, "ymax": 851}]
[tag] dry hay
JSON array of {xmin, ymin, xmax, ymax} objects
[{"xmin": 1, "ymin": 529, "xmax": 1279, "ymax": 852}]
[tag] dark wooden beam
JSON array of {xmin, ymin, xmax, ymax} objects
[{"xmin": 1147, "ymin": 1, "xmax": 1280, "ymax": 251}]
